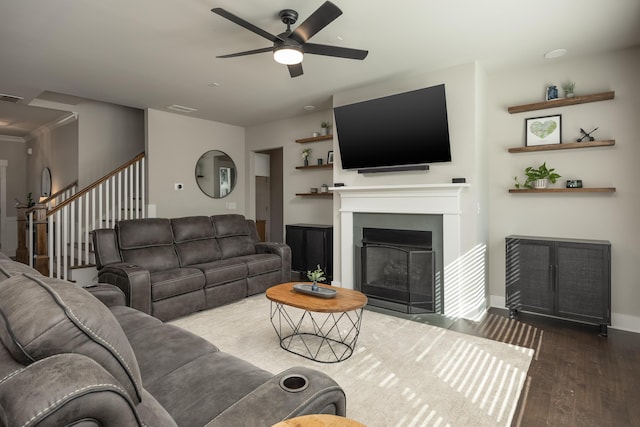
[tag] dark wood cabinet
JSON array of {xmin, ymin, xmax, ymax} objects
[
  {"xmin": 286, "ymin": 224, "xmax": 333, "ymax": 280},
  {"xmin": 506, "ymin": 235, "xmax": 611, "ymax": 335}
]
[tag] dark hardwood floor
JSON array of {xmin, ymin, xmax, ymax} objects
[{"xmin": 448, "ymin": 308, "xmax": 640, "ymax": 427}]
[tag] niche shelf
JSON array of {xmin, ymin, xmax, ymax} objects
[
  {"xmin": 509, "ymin": 188, "xmax": 616, "ymax": 194},
  {"xmin": 508, "ymin": 139, "xmax": 615, "ymax": 153},
  {"xmin": 507, "ymin": 91, "xmax": 615, "ymax": 114},
  {"xmin": 295, "ymin": 134, "xmax": 333, "ymax": 143},
  {"xmin": 295, "ymin": 192, "xmax": 333, "ymax": 197}
]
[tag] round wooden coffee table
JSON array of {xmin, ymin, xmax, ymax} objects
[
  {"xmin": 272, "ymin": 414, "xmax": 365, "ymax": 427},
  {"xmin": 266, "ymin": 282, "xmax": 367, "ymax": 363}
]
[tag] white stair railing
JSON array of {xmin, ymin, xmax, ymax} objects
[{"xmin": 21, "ymin": 152, "xmax": 146, "ymax": 280}]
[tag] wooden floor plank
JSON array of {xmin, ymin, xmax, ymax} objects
[{"xmin": 448, "ymin": 308, "xmax": 640, "ymax": 427}]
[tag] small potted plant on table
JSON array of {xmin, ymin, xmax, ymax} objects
[{"xmin": 307, "ymin": 264, "xmax": 326, "ymax": 291}]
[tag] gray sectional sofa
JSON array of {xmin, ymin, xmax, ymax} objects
[
  {"xmin": 92, "ymin": 214, "xmax": 291, "ymax": 321},
  {"xmin": 0, "ymin": 253, "xmax": 346, "ymax": 426}
]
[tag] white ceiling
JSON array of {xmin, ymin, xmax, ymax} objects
[{"xmin": 1, "ymin": 0, "xmax": 639, "ymax": 136}]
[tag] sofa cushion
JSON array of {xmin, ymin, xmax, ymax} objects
[
  {"xmin": 122, "ymin": 245, "xmax": 181, "ymax": 272},
  {"xmin": 117, "ymin": 218, "xmax": 174, "ymax": 249},
  {"xmin": 0, "ymin": 274, "xmax": 143, "ymax": 403},
  {"xmin": 0, "ymin": 259, "xmax": 41, "ymax": 282},
  {"xmin": 171, "ymin": 216, "xmax": 217, "ymax": 242},
  {"xmin": 234, "ymin": 253, "xmax": 282, "ymax": 276},
  {"xmin": 211, "ymin": 214, "xmax": 250, "ymax": 237},
  {"xmin": 191, "ymin": 259, "xmax": 248, "ymax": 287},
  {"xmin": 217, "ymin": 236, "xmax": 256, "ymax": 259},
  {"xmin": 150, "ymin": 268, "xmax": 205, "ymax": 301}
]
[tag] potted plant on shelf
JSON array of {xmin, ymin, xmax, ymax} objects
[
  {"xmin": 301, "ymin": 148, "xmax": 311, "ymax": 166},
  {"xmin": 307, "ymin": 264, "xmax": 326, "ymax": 291},
  {"xmin": 562, "ymin": 81, "xmax": 576, "ymax": 98},
  {"xmin": 515, "ymin": 162, "xmax": 561, "ymax": 189},
  {"xmin": 320, "ymin": 121, "xmax": 331, "ymax": 136}
]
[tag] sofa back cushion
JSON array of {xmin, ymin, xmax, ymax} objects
[
  {"xmin": 117, "ymin": 218, "xmax": 179, "ymax": 272},
  {"xmin": 211, "ymin": 215, "xmax": 256, "ymax": 259},
  {"xmin": 171, "ymin": 216, "xmax": 222, "ymax": 266},
  {"xmin": 0, "ymin": 274, "xmax": 143, "ymax": 403}
]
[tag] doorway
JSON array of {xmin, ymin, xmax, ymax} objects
[{"xmin": 254, "ymin": 148, "xmax": 283, "ymax": 243}]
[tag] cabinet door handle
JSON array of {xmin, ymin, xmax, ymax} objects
[{"xmin": 549, "ymin": 265, "xmax": 554, "ymax": 291}]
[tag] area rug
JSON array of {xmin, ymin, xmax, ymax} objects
[{"xmin": 171, "ymin": 295, "xmax": 534, "ymax": 427}]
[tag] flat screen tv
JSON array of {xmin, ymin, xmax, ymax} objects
[{"xmin": 334, "ymin": 84, "xmax": 451, "ymax": 171}]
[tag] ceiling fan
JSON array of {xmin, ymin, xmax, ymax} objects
[{"xmin": 211, "ymin": 1, "xmax": 368, "ymax": 78}]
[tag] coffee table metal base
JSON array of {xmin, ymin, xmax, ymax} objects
[{"xmin": 270, "ymin": 301, "xmax": 364, "ymax": 363}]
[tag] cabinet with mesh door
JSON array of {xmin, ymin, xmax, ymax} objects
[
  {"xmin": 286, "ymin": 224, "xmax": 333, "ymax": 281},
  {"xmin": 506, "ymin": 235, "xmax": 611, "ymax": 335}
]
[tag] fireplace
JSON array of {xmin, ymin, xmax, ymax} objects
[
  {"xmin": 357, "ymin": 228, "xmax": 435, "ymax": 314},
  {"xmin": 331, "ymin": 183, "xmax": 474, "ymax": 318}
]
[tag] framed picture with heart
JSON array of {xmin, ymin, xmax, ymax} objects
[{"xmin": 525, "ymin": 114, "xmax": 561, "ymax": 146}]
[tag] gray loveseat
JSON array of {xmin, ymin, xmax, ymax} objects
[
  {"xmin": 0, "ymin": 253, "xmax": 346, "ymax": 426},
  {"xmin": 92, "ymin": 214, "xmax": 291, "ymax": 321}
]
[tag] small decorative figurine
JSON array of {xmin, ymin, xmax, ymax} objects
[{"xmin": 576, "ymin": 127, "xmax": 598, "ymax": 142}]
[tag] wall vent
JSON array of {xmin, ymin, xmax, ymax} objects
[
  {"xmin": 167, "ymin": 104, "xmax": 197, "ymax": 113},
  {"xmin": 0, "ymin": 94, "xmax": 24, "ymax": 103}
]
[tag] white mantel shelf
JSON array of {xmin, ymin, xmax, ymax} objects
[
  {"xmin": 329, "ymin": 183, "xmax": 470, "ymax": 193},
  {"xmin": 331, "ymin": 183, "xmax": 470, "ymax": 216}
]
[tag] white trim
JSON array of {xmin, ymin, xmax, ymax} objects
[{"xmin": 0, "ymin": 135, "xmax": 25, "ymax": 143}]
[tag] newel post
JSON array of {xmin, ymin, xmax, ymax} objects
[
  {"xmin": 32, "ymin": 204, "xmax": 49, "ymax": 276},
  {"xmin": 15, "ymin": 205, "xmax": 28, "ymax": 264}
]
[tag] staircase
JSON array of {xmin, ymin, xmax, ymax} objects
[{"xmin": 16, "ymin": 152, "xmax": 146, "ymax": 281}]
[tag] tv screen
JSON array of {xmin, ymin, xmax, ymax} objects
[{"xmin": 334, "ymin": 84, "xmax": 451, "ymax": 170}]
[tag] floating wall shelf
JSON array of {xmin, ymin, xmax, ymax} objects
[
  {"xmin": 508, "ymin": 140, "xmax": 615, "ymax": 153},
  {"xmin": 295, "ymin": 134, "xmax": 333, "ymax": 143},
  {"xmin": 295, "ymin": 192, "xmax": 333, "ymax": 197},
  {"xmin": 509, "ymin": 188, "xmax": 616, "ymax": 194},
  {"xmin": 295, "ymin": 164, "xmax": 333, "ymax": 170},
  {"xmin": 507, "ymin": 91, "xmax": 615, "ymax": 114}
]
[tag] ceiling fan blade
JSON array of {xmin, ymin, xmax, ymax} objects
[
  {"xmin": 303, "ymin": 43, "xmax": 368, "ymax": 60},
  {"xmin": 288, "ymin": 63, "xmax": 304, "ymax": 78},
  {"xmin": 290, "ymin": 1, "xmax": 342, "ymax": 44},
  {"xmin": 212, "ymin": 8, "xmax": 283, "ymax": 42},
  {"xmin": 217, "ymin": 47, "xmax": 273, "ymax": 58}
]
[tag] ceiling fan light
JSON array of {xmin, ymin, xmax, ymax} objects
[{"xmin": 273, "ymin": 47, "xmax": 303, "ymax": 65}]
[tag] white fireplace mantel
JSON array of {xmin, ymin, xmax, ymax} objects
[{"xmin": 331, "ymin": 183, "xmax": 470, "ymax": 299}]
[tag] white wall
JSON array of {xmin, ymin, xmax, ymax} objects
[
  {"xmin": 331, "ymin": 62, "xmax": 488, "ymax": 289},
  {"xmin": 26, "ymin": 120, "xmax": 78, "ymax": 198},
  {"xmin": 486, "ymin": 47, "xmax": 640, "ymax": 332},
  {"xmin": 146, "ymin": 109, "xmax": 245, "ymax": 218},
  {"xmin": 30, "ymin": 98, "xmax": 144, "ymax": 187},
  {"xmin": 245, "ymin": 110, "xmax": 334, "ymax": 229}
]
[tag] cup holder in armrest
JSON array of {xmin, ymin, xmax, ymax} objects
[{"xmin": 279, "ymin": 374, "xmax": 309, "ymax": 393}]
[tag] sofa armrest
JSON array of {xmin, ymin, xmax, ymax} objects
[
  {"xmin": 97, "ymin": 263, "xmax": 152, "ymax": 314},
  {"xmin": 83, "ymin": 283, "xmax": 127, "ymax": 307},
  {"xmin": 255, "ymin": 242, "xmax": 291, "ymax": 282},
  {"xmin": 206, "ymin": 366, "xmax": 346, "ymax": 427},
  {"xmin": 0, "ymin": 353, "xmax": 142, "ymax": 426}
]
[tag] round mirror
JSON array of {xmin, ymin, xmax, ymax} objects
[
  {"xmin": 41, "ymin": 167, "xmax": 52, "ymax": 197},
  {"xmin": 195, "ymin": 150, "xmax": 237, "ymax": 198}
]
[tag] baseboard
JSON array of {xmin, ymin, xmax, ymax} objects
[{"xmin": 489, "ymin": 294, "xmax": 640, "ymax": 334}]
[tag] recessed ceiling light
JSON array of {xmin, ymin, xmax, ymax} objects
[
  {"xmin": 336, "ymin": 36, "xmax": 343, "ymax": 41},
  {"xmin": 544, "ymin": 48, "xmax": 567, "ymax": 59},
  {"xmin": 303, "ymin": 105, "xmax": 316, "ymax": 111},
  {"xmin": 208, "ymin": 82, "xmax": 221, "ymax": 87}
]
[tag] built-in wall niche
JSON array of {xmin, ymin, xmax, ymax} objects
[{"xmin": 353, "ymin": 212, "xmax": 444, "ymax": 313}]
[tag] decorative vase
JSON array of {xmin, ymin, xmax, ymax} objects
[
  {"xmin": 566, "ymin": 92, "xmax": 575, "ymax": 98},
  {"xmin": 311, "ymin": 281, "xmax": 319, "ymax": 291},
  {"xmin": 321, "ymin": 127, "xmax": 329, "ymax": 136},
  {"xmin": 304, "ymin": 159, "xmax": 309, "ymax": 166},
  {"xmin": 533, "ymin": 179, "xmax": 548, "ymax": 189}
]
